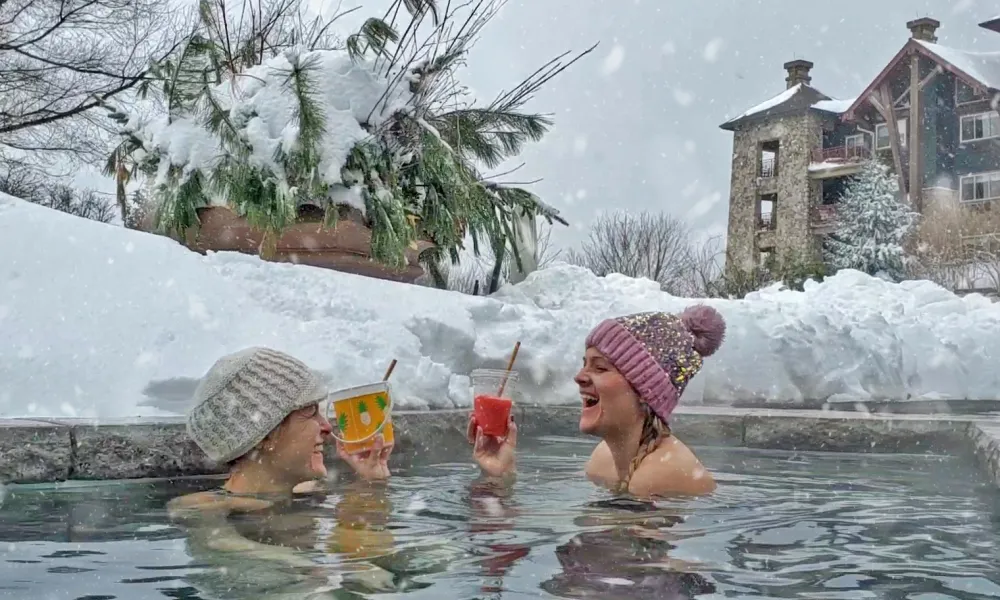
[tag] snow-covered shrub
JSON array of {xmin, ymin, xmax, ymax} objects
[{"xmin": 106, "ymin": 0, "xmax": 584, "ymax": 270}]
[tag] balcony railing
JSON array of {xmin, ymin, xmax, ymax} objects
[
  {"xmin": 757, "ymin": 212, "xmax": 776, "ymax": 231},
  {"xmin": 760, "ymin": 157, "xmax": 776, "ymax": 178},
  {"xmin": 811, "ymin": 204, "xmax": 837, "ymax": 226},
  {"xmin": 812, "ymin": 145, "xmax": 872, "ymax": 164}
]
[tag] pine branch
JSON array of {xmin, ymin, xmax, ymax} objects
[
  {"xmin": 488, "ymin": 42, "xmax": 599, "ymax": 114},
  {"xmin": 430, "ymin": 107, "xmax": 551, "ymax": 167}
]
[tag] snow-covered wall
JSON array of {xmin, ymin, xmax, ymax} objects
[{"xmin": 2, "ymin": 193, "xmax": 1000, "ymax": 418}]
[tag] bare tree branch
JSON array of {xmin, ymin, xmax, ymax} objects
[
  {"xmin": 445, "ymin": 219, "xmax": 560, "ymax": 294},
  {"xmin": 0, "ymin": 0, "xmax": 190, "ymax": 167},
  {"xmin": 566, "ymin": 210, "xmax": 698, "ymax": 295},
  {"xmin": 0, "ymin": 165, "xmax": 115, "ymax": 223}
]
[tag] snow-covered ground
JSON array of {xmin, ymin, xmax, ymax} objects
[{"xmin": 3, "ymin": 192, "xmax": 1000, "ymax": 419}]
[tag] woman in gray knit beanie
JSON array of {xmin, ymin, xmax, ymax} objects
[
  {"xmin": 168, "ymin": 347, "xmax": 402, "ymax": 593},
  {"xmin": 173, "ymin": 346, "xmax": 392, "ymax": 511}
]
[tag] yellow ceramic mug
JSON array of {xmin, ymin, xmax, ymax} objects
[{"xmin": 327, "ymin": 381, "xmax": 395, "ymax": 454}]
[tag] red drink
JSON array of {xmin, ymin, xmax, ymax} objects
[{"xmin": 474, "ymin": 394, "xmax": 513, "ymax": 437}]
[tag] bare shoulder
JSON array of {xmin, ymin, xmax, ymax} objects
[
  {"xmin": 292, "ymin": 480, "xmax": 326, "ymax": 494},
  {"xmin": 629, "ymin": 436, "xmax": 716, "ymax": 497},
  {"xmin": 167, "ymin": 491, "xmax": 227, "ymax": 513},
  {"xmin": 584, "ymin": 440, "xmax": 616, "ymax": 485},
  {"xmin": 167, "ymin": 491, "xmax": 272, "ymax": 520}
]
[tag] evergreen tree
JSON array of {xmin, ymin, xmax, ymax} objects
[{"xmin": 824, "ymin": 159, "xmax": 918, "ymax": 281}]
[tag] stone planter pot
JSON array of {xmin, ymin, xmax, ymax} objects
[{"xmin": 186, "ymin": 206, "xmax": 433, "ymax": 283}]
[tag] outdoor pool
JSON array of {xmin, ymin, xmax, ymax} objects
[{"xmin": 1, "ymin": 435, "xmax": 998, "ymax": 599}]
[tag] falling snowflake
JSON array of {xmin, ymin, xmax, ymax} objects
[
  {"xmin": 601, "ymin": 45, "xmax": 625, "ymax": 76},
  {"xmin": 673, "ymin": 89, "xmax": 695, "ymax": 106},
  {"xmin": 703, "ymin": 38, "xmax": 725, "ymax": 62}
]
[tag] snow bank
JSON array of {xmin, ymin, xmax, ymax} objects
[{"xmin": 3, "ymin": 195, "xmax": 1000, "ymax": 418}]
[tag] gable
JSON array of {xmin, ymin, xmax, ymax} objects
[{"xmin": 843, "ymin": 39, "xmax": 1000, "ymax": 120}]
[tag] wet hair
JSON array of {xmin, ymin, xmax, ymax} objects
[{"xmin": 617, "ymin": 403, "xmax": 671, "ymax": 494}]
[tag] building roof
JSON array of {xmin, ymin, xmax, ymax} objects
[
  {"xmin": 719, "ymin": 83, "xmax": 848, "ymax": 131},
  {"xmin": 841, "ymin": 38, "xmax": 1000, "ymax": 120},
  {"xmin": 721, "ymin": 19, "xmax": 1000, "ymax": 132},
  {"xmin": 916, "ymin": 40, "xmax": 1000, "ymax": 90},
  {"xmin": 980, "ymin": 15, "xmax": 1000, "ymax": 33},
  {"xmin": 812, "ymin": 97, "xmax": 856, "ymax": 114}
]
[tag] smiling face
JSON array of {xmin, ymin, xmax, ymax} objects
[
  {"xmin": 574, "ymin": 348, "xmax": 645, "ymax": 437},
  {"xmin": 258, "ymin": 403, "xmax": 333, "ymax": 481}
]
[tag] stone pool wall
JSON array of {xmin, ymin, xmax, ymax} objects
[{"xmin": 1, "ymin": 407, "xmax": 999, "ymax": 486}]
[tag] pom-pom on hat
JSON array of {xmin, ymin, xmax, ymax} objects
[{"xmin": 584, "ymin": 305, "xmax": 726, "ymax": 422}]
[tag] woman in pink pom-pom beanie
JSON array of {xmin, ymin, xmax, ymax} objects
[{"xmin": 468, "ymin": 305, "xmax": 725, "ymax": 498}]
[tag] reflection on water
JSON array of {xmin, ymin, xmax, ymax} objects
[{"xmin": 0, "ymin": 437, "xmax": 998, "ymax": 599}]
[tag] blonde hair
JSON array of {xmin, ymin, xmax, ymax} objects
[{"xmin": 616, "ymin": 403, "xmax": 671, "ymax": 494}]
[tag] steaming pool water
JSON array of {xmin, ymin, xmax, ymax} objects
[{"xmin": 1, "ymin": 435, "xmax": 999, "ymax": 599}]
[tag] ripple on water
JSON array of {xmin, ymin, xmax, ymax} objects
[{"xmin": 0, "ymin": 441, "xmax": 998, "ymax": 599}]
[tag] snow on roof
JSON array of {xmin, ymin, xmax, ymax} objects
[
  {"xmin": 917, "ymin": 40, "xmax": 1000, "ymax": 91},
  {"xmin": 722, "ymin": 82, "xmax": 854, "ymax": 129},
  {"xmin": 812, "ymin": 97, "xmax": 856, "ymax": 114},
  {"xmin": 722, "ymin": 83, "xmax": 803, "ymax": 126}
]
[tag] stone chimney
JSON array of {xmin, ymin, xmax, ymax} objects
[
  {"xmin": 907, "ymin": 17, "xmax": 940, "ymax": 42},
  {"xmin": 783, "ymin": 59, "xmax": 813, "ymax": 89}
]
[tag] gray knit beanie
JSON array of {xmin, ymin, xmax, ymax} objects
[{"xmin": 187, "ymin": 347, "xmax": 328, "ymax": 463}]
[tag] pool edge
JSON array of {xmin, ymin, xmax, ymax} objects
[{"xmin": 1, "ymin": 407, "xmax": 998, "ymax": 485}]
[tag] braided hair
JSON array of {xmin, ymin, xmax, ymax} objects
[{"xmin": 616, "ymin": 403, "xmax": 671, "ymax": 494}]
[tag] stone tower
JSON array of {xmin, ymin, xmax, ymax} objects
[{"xmin": 719, "ymin": 60, "xmax": 829, "ymax": 274}]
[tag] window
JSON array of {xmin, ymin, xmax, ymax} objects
[
  {"xmin": 757, "ymin": 194, "xmax": 776, "ymax": 230},
  {"xmin": 960, "ymin": 171, "xmax": 1000, "ymax": 203},
  {"xmin": 758, "ymin": 249, "xmax": 773, "ymax": 268},
  {"xmin": 759, "ymin": 140, "xmax": 779, "ymax": 178},
  {"xmin": 956, "ymin": 80, "xmax": 986, "ymax": 106},
  {"xmin": 960, "ymin": 112, "xmax": 1000, "ymax": 142},
  {"xmin": 760, "ymin": 151, "xmax": 776, "ymax": 178},
  {"xmin": 844, "ymin": 134, "xmax": 867, "ymax": 158},
  {"xmin": 875, "ymin": 119, "xmax": 907, "ymax": 150}
]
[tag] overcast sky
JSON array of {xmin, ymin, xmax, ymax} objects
[{"xmin": 77, "ymin": 0, "xmax": 998, "ymax": 253}]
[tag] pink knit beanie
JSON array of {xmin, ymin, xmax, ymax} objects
[{"xmin": 584, "ymin": 306, "xmax": 726, "ymax": 423}]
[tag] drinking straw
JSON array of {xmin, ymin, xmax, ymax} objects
[
  {"xmin": 383, "ymin": 359, "xmax": 398, "ymax": 381},
  {"xmin": 497, "ymin": 341, "xmax": 521, "ymax": 397}
]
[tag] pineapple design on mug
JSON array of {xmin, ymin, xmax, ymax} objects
[{"xmin": 329, "ymin": 382, "xmax": 395, "ymax": 454}]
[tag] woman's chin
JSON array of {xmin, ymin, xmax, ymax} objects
[
  {"xmin": 579, "ymin": 403, "xmax": 602, "ymax": 434},
  {"xmin": 309, "ymin": 452, "xmax": 328, "ymax": 477}
]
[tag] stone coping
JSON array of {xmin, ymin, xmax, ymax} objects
[
  {"xmin": 969, "ymin": 422, "xmax": 1000, "ymax": 486},
  {"xmin": 0, "ymin": 406, "xmax": 997, "ymax": 485}
]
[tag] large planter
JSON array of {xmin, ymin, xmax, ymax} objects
[{"xmin": 185, "ymin": 206, "xmax": 433, "ymax": 283}]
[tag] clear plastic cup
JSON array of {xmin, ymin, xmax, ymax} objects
[{"xmin": 471, "ymin": 368, "xmax": 519, "ymax": 437}]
